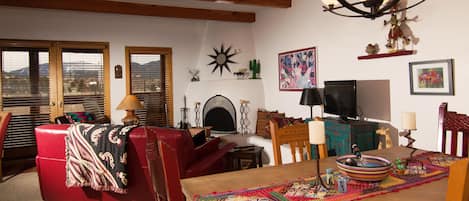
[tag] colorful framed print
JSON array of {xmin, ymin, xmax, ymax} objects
[
  {"xmin": 409, "ymin": 59, "xmax": 454, "ymax": 95},
  {"xmin": 278, "ymin": 47, "xmax": 317, "ymax": 91}
]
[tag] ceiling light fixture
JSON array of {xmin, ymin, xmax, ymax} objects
[{"xmin": 321, "ymin": 0, "xmax": 426, "ymax": 19}]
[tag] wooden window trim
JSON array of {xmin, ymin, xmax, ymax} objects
[
  {"xmin": 0, "ymin": 39, "xmax": 110, "ymax": 121},
  {"xmin": 125, "ymin": 46, "xmax": 173, "ymax": 126}
]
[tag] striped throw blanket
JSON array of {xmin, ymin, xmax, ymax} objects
[{"xmin": 65, "ymin": 123, "xmax": 137, "ymax": 194}]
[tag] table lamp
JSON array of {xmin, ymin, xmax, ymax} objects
[
  {"xmin": 309, "ymin": 120, "xmax": 327, "ymax": 189},
  {"xmin": 401, "ymin": 112, "xmax": 417, "ymax": 158},
  {"xmin": 300, "ymin": 88, "xmax": 322, "ymax": 120},
  {"xmin": 116, "ymin": 94, "xmax": 144, "ymax": 125}
]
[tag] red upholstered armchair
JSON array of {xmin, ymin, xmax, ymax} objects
[{"xmin": 146, "ymin": 127, "xmax": 236, "ymax": 200}]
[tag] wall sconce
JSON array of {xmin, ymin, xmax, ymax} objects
[{"xmin": 321, "ymin": 0, "xmax": 426, "ymax": 19}]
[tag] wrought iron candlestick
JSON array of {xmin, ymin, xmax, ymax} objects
[
  {"xmin": 194, "ymin": 102, "xmax": 201, "ymax": 127},
  {"xmin": 401, "ymin": 112, "xmax": 417, "ymax": 159},
  {"xmin": 239, "ymin": 100, "xmax": 250, "ymax": 135},
  {"xmin": 400, "ymin": 129, "xmax": 417, "ymax": 158}
]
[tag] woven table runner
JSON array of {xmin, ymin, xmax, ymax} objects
[{"xmin": 195, "ymin": 152, "xmax": 460, "ymax": 201}]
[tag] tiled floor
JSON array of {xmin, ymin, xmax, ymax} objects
[{"xmin": 0, "ymin": 167, "xmax": 41, "ymax": 201}]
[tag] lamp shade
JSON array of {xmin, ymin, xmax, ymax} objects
[
  {"xmin": 309, "ymin": 120, "xmax": 326, "ymax": 144},
  {"xmin": 116, "ymin": 95, "xmax": 144, "ymax": 110},
  {"xmin": 299, "ymin": 88, "xmax": 322, "ymax": 106},
  {"xmin": 401, "ymin": 112, "xmax": 416, "ymax": 130}
]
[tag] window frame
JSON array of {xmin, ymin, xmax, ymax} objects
[{"xmin": 125, "ymin": 46, "xmax": 173, "ymax": 126}]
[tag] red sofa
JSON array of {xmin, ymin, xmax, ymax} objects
[{"xmin": 35, "ymin": 124, "xmax": 236, "ymax": 201}]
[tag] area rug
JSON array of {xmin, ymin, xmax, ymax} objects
[{"xmin": 194, "ymin": 152, "xmax": 460, "ymax": 201}]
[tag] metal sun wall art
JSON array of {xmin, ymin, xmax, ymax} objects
[{"xmin": 208, "ymin": 44, "xmax": 237, "ymax": 76}]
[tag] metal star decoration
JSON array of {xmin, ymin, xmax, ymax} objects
[{"xmin": 208, "ymin": 44, "xmax": 237, "ymax": 76}]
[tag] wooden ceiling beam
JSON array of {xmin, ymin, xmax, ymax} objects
[
  {"xmin": 0, "ymin": 0, "xmax": 256, "ymax": 23},
  {"xmin": 198, "ymin": 0, "xmax": 291, "ymax": 8}
]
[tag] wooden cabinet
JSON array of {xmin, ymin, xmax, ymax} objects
[{"xmin": 324, "ymin": 118, "xmax": 379, "ymax": 156}]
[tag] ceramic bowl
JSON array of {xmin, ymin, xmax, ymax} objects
[{"xmin": 336, "ymin": 154, "xmax": 393, "ymax": 182}]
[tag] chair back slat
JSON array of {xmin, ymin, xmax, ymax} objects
[
  {"xmin": 438, "ymin": 102, "xmax": 469, "ymax": 157},
  {"xmin": 270, "ymin": 120, "xmax": 322, "ymax": 166}
]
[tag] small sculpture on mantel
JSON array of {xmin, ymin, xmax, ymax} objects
[
  {"xmin": 365, "ymin": 43, "xmax": 380, "ymax": 55},
  {"xmin": 189, "ymin": 69, "xmax": 200, "ymax": 82}
]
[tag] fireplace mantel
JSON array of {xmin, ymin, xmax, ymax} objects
[{"xmin": 185, "ymin": 79, "xmax": 265, "ymax": 133}]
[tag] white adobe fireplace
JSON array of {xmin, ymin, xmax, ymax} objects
[
  {"xmin": 186, "ymin": 79, "xmax": 300, "ymax": 166},
  {"xmin": 185, "ymin": 79, "xmax": 264, "ymax": 134}
]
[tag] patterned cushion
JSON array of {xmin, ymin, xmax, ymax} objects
[
  {"xmin": 256, "ymin": 110, "xmax": 285, "ymax": 139},
  {"xmin": 66, "ymin": 112, "xmax": 95, "ymax": 123}
]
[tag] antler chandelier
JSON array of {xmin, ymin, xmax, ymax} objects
[{"xmin": 321, "ymin": 0, "xmax": 426, "ymax": 19}]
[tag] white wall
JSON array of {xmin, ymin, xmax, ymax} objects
[
  {"xmin": 2, "ymin": 1, "xmax": 468, "ymax": 152},
  {"xmin": 0, "ymin": 6, "xmax": 256, "ymax": 126},
  {"xmin": 253, "ymin": 0, "xmax": 469, "ymax": 151}
]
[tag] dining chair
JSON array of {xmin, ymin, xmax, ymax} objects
[
  {"xmin": 446, "ymin": 158, "xmax": 469, "ymax": 201},
  {"xmin": 438, "ymin": 102, "xmax": 469, "ymax": 157},
  {"xmin": 0, "ymin": 111, "xmax": 12, "ymax": 182},
  {"xmin": 270, "ymin": 120, "xmax": 327, "ymax": 166}
]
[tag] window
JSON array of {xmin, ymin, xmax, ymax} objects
[
  {"xmin": 61, "ymin": 49, "xmax": 107, "ymax": 121},
  {"xmin": 0, "ymin": 40, "xmax": 110, "ymax": 158},
  {"xmin": 125, "ymin": 47, "xmax": 173, "ymax": 127},
  {"xmin": 1, "ymin": 48, "xmax": 50, "ymax": 149}
]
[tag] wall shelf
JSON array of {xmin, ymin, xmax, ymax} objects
[{"xmin": 357, "ymin": 50, "xmax": 416, "ymax": 60}]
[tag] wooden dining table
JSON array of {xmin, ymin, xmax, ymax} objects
[{"xmin": 180, "ymin": 146, "xmax": 448, "ymax": 201}]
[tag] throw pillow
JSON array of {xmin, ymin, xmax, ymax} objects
[
  {"xmin": 66, "ymin": 112, "xmax": 95, "ymax": 123},
  {"xmin": 256, "ymin": 110, "xmax": 285, "ymax": 139},
  {"xmin": 191, "ymin": 129, "xmax": 207, "ymax": 147}
]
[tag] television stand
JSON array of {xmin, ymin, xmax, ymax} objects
[{"xmin": 324, "ymin": 118, "xmax": 379, "ymax": 156}]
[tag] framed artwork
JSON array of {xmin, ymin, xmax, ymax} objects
[
  {"xmin": 409, "ymin": 59, "xmax": 454, "ymax": 95},
  {"xmin": 278, "ymin": 47, "xmax": 317, "ymax": 91}
]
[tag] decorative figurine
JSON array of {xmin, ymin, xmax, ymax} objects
[
  {"xmin": 189, "ymin": 69, "xmax": 200, "ymax": 81},
  {"xmin": 352, "ymin": 144, "xmax": 362, "ymax": 159},
  {"xmin": 365, "ymin": 43, "xmax": 380, "ymax": 55},
  {"xmin": 325, "ymin": 168, "xmax": 335, "ymax": 186},
  {"xmin": 249, "ymin": 59, "xmax": 260, "ymax": 79},
  {"xmin": 384, "ymin": 10, "xmax": 419, "ymax": 52},
  {"xmin": 337, "ymin": 176, "xmax": 348, "ymax": 193}
]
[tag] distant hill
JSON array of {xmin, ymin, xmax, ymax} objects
[{"xmin": 5, "ymin": 61, "xmax": 161, "ymax": 79}]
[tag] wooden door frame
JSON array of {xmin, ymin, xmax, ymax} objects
[
  {"xmin": 0, "ymin": 39, "xmax": 110, "ymax": 121},
  {"xmin": 125, "ymin": 46, "xmax": 174, "ymax": 126}
]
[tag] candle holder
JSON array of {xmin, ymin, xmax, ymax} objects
[
  {"xmin": 401, "ymin": 112, "xmax": 417, "ymax": 160},
  {"xmin": 194, "ymin": 102, "xmax": 201, "ymax": 127},
  {"xmin": 239, "ymin": 100, "xmax": 250, "ymax": 135},
  {"xmin": 400, "ymin": 129, "xmax": 417, "ymax": 159}
]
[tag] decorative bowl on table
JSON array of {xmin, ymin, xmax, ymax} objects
[{"xmin": 336, "ymin": 155, "xmax": 393, "ymax": 182}]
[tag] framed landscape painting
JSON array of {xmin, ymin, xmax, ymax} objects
[
  {"xmin": 278, "ymin": 47, "xmax": 317, "ymax": 91},
  {"xmin": 409, "ymin": 59, "xmax": 454, "ymax": 95}
]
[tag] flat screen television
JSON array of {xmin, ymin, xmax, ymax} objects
[{"xmin": 323, "ymin": 80, "xmax": 357, "ymax": 121}]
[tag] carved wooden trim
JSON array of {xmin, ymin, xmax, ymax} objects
[{"xmin": 0, "ymin": 0, "xmax": 256, "ymax": 22}]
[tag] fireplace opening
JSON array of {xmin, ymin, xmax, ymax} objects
[{"xmin": 203, "ymin": 95, "xmax": 237, "ymax": 134}]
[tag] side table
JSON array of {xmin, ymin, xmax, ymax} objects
[{"xmin": 227, "ymin": 145, "xmax": 264, "ymax": 171}]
